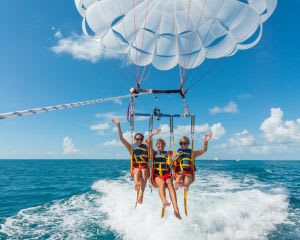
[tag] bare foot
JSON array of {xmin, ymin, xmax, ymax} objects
[
  {"xmin": 174, "ymin": 211, "xmax": 182, "ymax": 220},
  {"xmin": 163, "ymin": 200, "xmax": 171, "ymax": 208},
  {"xmin": 137, "ymin": 192, "xmax": 144, "ymax": 204}
]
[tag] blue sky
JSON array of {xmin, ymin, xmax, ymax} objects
[{"xmin": 0, "ymin": 1, "xmax": 299, "ymax": 160}]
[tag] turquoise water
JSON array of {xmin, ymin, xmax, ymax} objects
[{"xmin": 0, "ymin": 160, "xmax": 299, "ymax": 239}]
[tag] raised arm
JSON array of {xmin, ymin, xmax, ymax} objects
[
  {"xmin": 193, "ymin": 131, "xmax": 213, "ymax": 158},
  {"xmin": 145, "ymin": 128, "xmax": 161, "ymax": 159},
  {"xmin": 111, "ymin": 118, "xmax": 131, "ymax": 153}
]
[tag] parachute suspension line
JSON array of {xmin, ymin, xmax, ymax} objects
[
  {"xmin": 173, "ymin": 0, "xmax": 185, "ymax": 90},
  {"xmin": 183, "ymin": 0, "xmax": 226, "ymax": 84},
  {"xmin": 132, "ymin": 0, "xmax": 140, "ymax": 85},
  {"xmin": 184, "ymin": 4, "xmax": 243, "ymax": 92},
  {"xmin": 184, "ymin": 114, "xmax": 195, "ymax": 217},
  {"xmin": 191, "ymin": 114, "xmax": 195, "ymax": 161},
  {"xmin": 181, "ymin": 0, "xmax": 207, "ymax": 79},
  {"xmin": 100, "ymin": 2, "xmax": 134, "ymax": 87},
  {"xmin": 148, "ymin": 113, "xmax": 153, "ymax": 193},
  {"xmin": 138, "ymin": 0, "xmax": 150, "ymax": 80},
  {"xmin": 184, "ymin": 0, "xmax": 241, "ymax": 87},
  {"xmin": 137, "ymin": 0, "xmax": 153, "ymax": 86},
  {"xmin": 182, "ymin": 0, "xmax": 192, "ymax": 78},
  {"xmin": 169, "ymin": 115, "xmax": 176, "ymax": 152},
  {"xmin": 185, "ymin": 59, "xmax": 221, "ymax": 93},
  {"xmin": 117, "ymin": 1, "xmax": 136, "ymax": 86},
  {"xmin": 139, "ymin": 65, "xmax": 152, "ymax": 83},
  {"xmin": 132, "ymin": 0, "xmax": 144, "ymax": 86}
]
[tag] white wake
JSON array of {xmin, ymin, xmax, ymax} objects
[{"xmin": 0, "ymin": 172, "xmax": 289, "ymax": 240}]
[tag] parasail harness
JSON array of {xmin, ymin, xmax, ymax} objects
[{"xmin": 128, "ymin": 88, "xmax": 196, "ymax": 216}]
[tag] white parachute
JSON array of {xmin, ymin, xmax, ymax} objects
[{"xmin": 75, "ymin": 0, "xmax": 277, "ymax": 70}]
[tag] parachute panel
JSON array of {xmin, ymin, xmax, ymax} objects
[{"xmin": 75, "ymin": 0, "xmax": 277, "ymax": 70}]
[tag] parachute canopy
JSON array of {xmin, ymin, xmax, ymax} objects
[{"xmin": 75, "ymin": 0, "xmax": 277, "ymax": 70}]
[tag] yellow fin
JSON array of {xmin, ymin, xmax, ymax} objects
[{"xmin": 184, "ymin": 190, "xmax": 188, "ymax": 216}]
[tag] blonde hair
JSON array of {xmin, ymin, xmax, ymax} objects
[
  {"xmin": 180, "ymin": 136, "xmax": 190, "ymax": 143},
  {"xmin": 156, "ymin": 138, "xmax": 166, "ymax": 147}
]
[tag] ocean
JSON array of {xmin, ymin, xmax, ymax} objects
[{"xmin": 0, "ymin": 160, "xmax": 299, "ymax": 240}]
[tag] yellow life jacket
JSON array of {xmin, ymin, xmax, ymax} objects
[
  {"xmin": 131, "ymin": 143, "xmax": 149, "ymax": 165},
  {"xmin": 153, "ymin": 151, "xmax": 171, "ymax": 176},
  {"xmin": 175, "ymin": 148, "xmax": 194, "ymax": 173}
]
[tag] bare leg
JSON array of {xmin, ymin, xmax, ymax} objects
[
  {"xmin": 133, "ymin": 168, "xmax": 142, "ymax": 191},
  {"xmin": 138, "ymin": 168, "xmax": 149, "ymax": 203},
  {"xmin": 166, "ymin": 178, "xmax": 181, "ymax": 219},
  {"xmin": 155, "ymin": 177, "xmax": 170, "ymax": 208},
  {"xmin": 175, "ymin": 174, "xmax": 184, "ymax": 190},
  {"xmin": 183, "ymin": 174, "xmax": 193, "ymax": 192}
]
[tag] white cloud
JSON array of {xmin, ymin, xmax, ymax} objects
[
  {"xmin": 96, "ymin": 112, "xmax": 126, "ymax": 121},
  {"xmin": 156, "ymin": 122, "xmax": 225, "ymax": 141},
  {"xmin": 260, "ymin": 108, "xmax": 300, "ymax": 143},
  {"xmin": 211, "ymin": 123, "xmax": 226, "ymax": 140},
  {"xmin": 123, "ymin": 130, "xmax": 133, "ymax": 142},
  {"xmin": 209, "ymin": 101, "xmax": 239, "ymax": 115},
  {"xmin": 250, "ymin": 145, "xmax": 271, "ymax": 155},
  {"xmin": 90, "ymin": 123, "xmax": 110, "ymax": 131},
  {"xmin": 51, "ymin": 35, "xmax": 118, "ymax": 62},
  {"xmin": 90, "ymin": 122, "xmax": 110, "ymax": 135},
  {"xmin": 229, "ymin": 129, "xmax": 255, "ymax": 146},
  {"xmin": 63, "ymin": 137, "xmax": 78, "ymax": 155},
  {"xmin": 54, "ymin": 31, "xmax": 62, "ymax": 39},
  {"xmin": 103, "ymin": 139, "xmax": 122, "ymax": 147}
]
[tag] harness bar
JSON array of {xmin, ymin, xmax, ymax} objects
[{"xmin": 130, "ymin": 87, "xmax": 186, "ymax": 99}]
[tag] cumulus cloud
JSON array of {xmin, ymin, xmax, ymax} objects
[
  {"xmin": 229, "ymin": 130, "xmax": 255, "ymax": 146},
  {"xmin": 90, "ymin": 123, "xmax": 110, "ymax": 131},
  {"xmin": 103, "ymin": 139, "xmax": 122, "ymax": 147},
  {"xmin": 250, "ymin": 145, "xmax": 271, "ymax": 155},
  {"xmin": 51, "ymin": 35, "xmax": 118, "ymax": 62},
  {"xmin": 211, "ymin": 123, "xmax": 226, "ymax": 140},
  {"xmin": 156, "ymin": 122, "xmax": 225, "ymax": 141},
  {"xmin": 260, "ymin": 108, "xmax": 300, "ymax": 143},
  {"xmin": 63, "ymin": 137, "xmax": 78, "ymax": 155},
  {"xmin": 209, "ymin": 101, "xmax": 239, "ymax": 115},
  {"xmin": 96, "ymin": 112, "xmax": 126, "ymax": 121},
  {"xmin": 123, "ymin": 131, "xmax": 133, "ymax": 142},
  {"xmin": 90, "ymin": 122, "xmax": 110, "ymax": 135}
]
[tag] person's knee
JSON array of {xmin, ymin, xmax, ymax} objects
[
  {"xmin": 166, "ymin": 179, "xmax": 173, "ymax": 186},
  {"xmin": 142, "ymin": 172, "xmax": 148, "ymax": 180}
]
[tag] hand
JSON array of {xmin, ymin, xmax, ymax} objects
[
  {"xmin": 151, "ymin": 129, "xmax": 161, "ymax": 136},
  {"xmin": 203, "ymin": 131, "xmax": 213, "ymax": 143},
  {"xmin": 111, "ymin": 118, "xmax": 120, "ymax": 126},
  {"xmin": 145, "ymin": 138, "xmax": 152, "ymax": 144}
]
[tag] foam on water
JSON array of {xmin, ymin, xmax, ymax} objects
[
  {"xmin": 0, "ymin": 172, "xmax": 289, "ymax": 240},
  {"xmin": 0, "ymin": 193, "xmax": 107, "ymax": 239},
  {"xmin": 92, "ymin": 172, "xmax": 289, "ymax": 240}
]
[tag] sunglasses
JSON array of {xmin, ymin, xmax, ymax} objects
[
  {"xmin": 135, "ymin": 138, "xmax": 143, "ymax": 141},
  {"xmin": 179, "ymin": 142, "xmax": 189, "ymax": 146}
]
